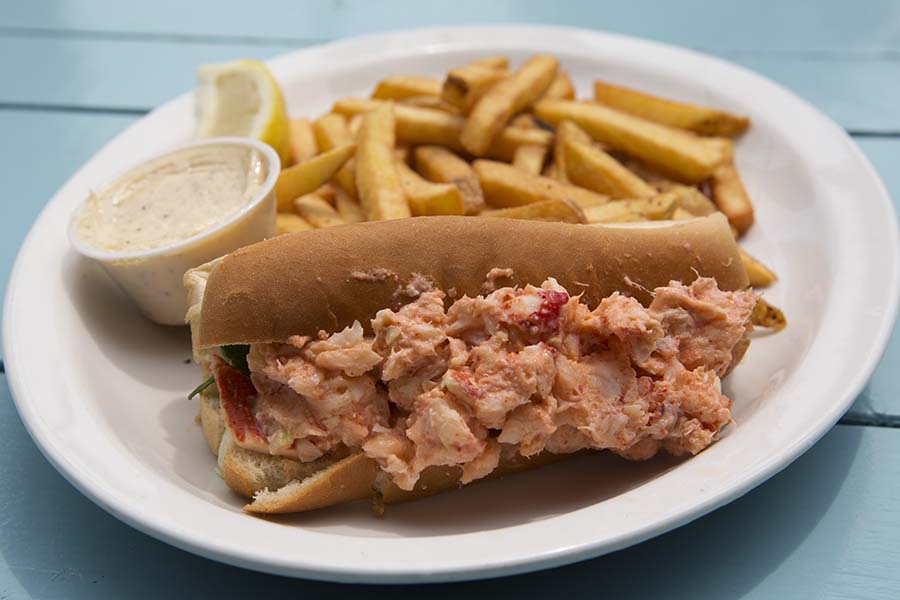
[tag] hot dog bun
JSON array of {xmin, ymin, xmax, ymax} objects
[
  {"xmin": 186, "ymin": 214, "xmax": 750, "ymax": 514},
  {"xmin": 195, "ymin": 214, "xmax": 747, "ymax": 349}
]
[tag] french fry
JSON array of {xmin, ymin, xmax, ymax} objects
[
  {"xmin": 461, "ymin": 55, "xmax": 559, "ymax": 155},
  {"xmin": 483, "ymin": 198, "xmax": 586, "ymax": 224},
  {"xmin": 751, "ymin": 299, "xmax": 787, "ymax": 331},
  {"xmin": 395, "ymin": 159, "xmax": 465, "ymax": 216},
  {"xmin": 348, "ymin": 114, "xmax": 363, "ymax": 139},
  {"xmin": 670, "ymin": 207, "xmax": 697, "ymax": 221},
  {"xmin": 274, "ymin": 143, "xmax": 356, "ymax": 211},
  {"xmin": 510, "ymin": 114, "xmax": 539, "ymax": 129},
  {"xmin": 372, "ymin": 75, "xmax": 442, "ymax": 100},
  {"xmin": 543, "ymin": 162, "xmax": 559, "ymax": 179},
  {"xmin": 314, "ymin": 183, "xmax": 337, "ymax": 204},
  {"xmin": 740, "ymin": 248, "xmax": 777, "ymax": 288},
  {"xmin": 399, "ymin": 95, "xmax": 461, "ymax": 114},
  {"xmin": 539, "ymin": 71, "xmax": 575, "ymax": 101},
  {"xmin": 293, "ymin": 193, "xmax": 346, "ymax": 228},
  {"xmin": 333, "ymin": 98, "xmax": 551, "ymax": 161},
  {"xmin": 288, "ymin": 118, "xmax": 318, "ymax": 165},
  {"xmin": 276, "ymin": 213, "xmax": 312, "ymax": 235},
  {"xmin": 711, "ymin": 163, "xmax": 754, "ymax": 234},
  {"xmin": 334, "ymin": 186, "xmax": 365, "ymax": 223},
  {"xmin": 394, "ymin": 146, "xmax": 410, "ymax": 163},
  {"xmin": 442, "ymin": 65, "xmax": 508, "ymax": 113},
  {"xmin": 474, "ymin": 159, "xmax": 608, "ymax": 210},
  {"xmin": 355, "ymin": 103, "xmax": 410, "ymax": 221},
  {"xmin": 652, "ymin": 181, "xmax": 717, "ymax": 216},
  {"xmin": 563, "ymin": 139, "xmax": 656, "ymax": 199},
  {"xmin": 582, "ymin": 194, "xmax": 677, "ymax": 224},
  {"xmin": 313, "ymin": 113, "xmax": 358, "ymax": 198},
  {"xmin": 594, "ymin": 79, "xmax": 750, "ymax": 137},
  {"xmin": 414, "ymin": 146, "xmax": 485, "ymax": 215},
  {"xmin": 552, "ymin": 120, "xmax": 592, "ymax": 183},
  {"xmin": 487, "ymin": 127, "xmax": 552, "ymax": 162},
  {"xmin": 534, "ymin": 99, "xmax": 730, "ymax": 183},
  {"xmin": 512, "ymin": 144, "xmax": 548, "ymax": 175},
  {"xmin": 467, "ymin": 56, "xmax": 509, "ymax": 70}
]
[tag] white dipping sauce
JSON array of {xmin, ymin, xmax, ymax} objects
[
  {"xmin": 69, "ymin": 138, "xmax": 278, "ymax": 326},
  {"xmin": 76, "ymin": 145, "xmax": 266, "ymax": 252}
]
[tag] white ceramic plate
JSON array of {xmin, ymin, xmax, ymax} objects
[{"xmin": 4, "ymin": 26, "xmax": 898, "ymax": 583}]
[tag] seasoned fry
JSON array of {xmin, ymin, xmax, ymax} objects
[
  {"xmin": 461, "ymin": 55, "xmax": 559, "ymax": 155},
  {"xmin": 510, "ymin": 114, "xmax": 539, "ymax": 129},
  {"xmin": 563, "ymin": 139, "xmax": 656, "ymax": 199},
  {"xmin": 540, "ymin": 71, "xmax": 575, "ymax": 101},
  {"xmin": 348, "ymin": 114, "xmax": 363, "ymax": 139},
  {"xmin": 534, "ymin": 100, "xmax": 730, "ymax": 183},
  {"xmin": 274, "ymin": 143, "xmax": 356, "ymax": 211},
  {"xmin": 293, "ymin": 193, "xmax": 346, "ymax": 228},
  {"xmin": 543, "ymin": 162, "xmax": 559, "ymax": 179},
  {"xmin": 484, "ymin": 198, "xmax": 586, "ymax": 224},
  {"xmin": 594, "ymin": 79, "xmax": 750, "ymax": 137},
  {"xmin": 333, "ymin": 98, "xmax": 551, "ymax": 161},
  {"xmin": 552, "ymin": 120, "xmax": 591, "ymax": 183},
  {"xmin": 711, "ymin": 163, "xmax": 754, "ymax": 234},
  {"xmin": 372, "ymin": 75, "xmax": 442, "ymax": 100},
  {"xmin": 442, "ymin": 65, "xmax": 508, "ymax": 113},
  {"xmin": 670, "ymin": 207, "xmax": 697, "ymax": 221},
  {"xmin": 751, "ymin": 299, "xmax": 787, "ymax": 331},
  {"xmin": 314, "ymin": 183, "xmax": 337, "ymax": 204},
  {"xmin": 467, "ymin": 56, "xmax": 509, "ymax": 70},
  {"xmin": 288, "ymin": 118, "xmax": 318, "ymax": 165},
  {"xmin": 474, "ymin": 159, "xmax": 608, "ymax": 209},
  {"xmin": 399, "ymin": 95, "xmax": 461, "ymax": 114},
  {"xmin": 395, "ymin": 159, "xmax": 465, "ymax": 216},
  {"xmin": 512, "ymin": 144, "xmax": 548, "ymax": 175},
  {"xmin": 413, "ymin": 146, "xmax": 485, "ymax": 215},
  {"xmin": 652, "ymin": 181, "xmax": 717, "ymax": 216},
  {"xmin": 355, "ymin": 103, "xmax": 411, "ymax": 221},
  {"xmin": 582, "ymin": 194, "xmax": 677, "ymax": 223},
  {"xmin": 740, "ymin": 248, "xmax": 777, "ymax": 288},
  {"xmin": 334, "ymin": 187, "xmax": 365, "ymax": 223},
  {"xmin": 487, "ymin": 126, "xmax": 552, "ymax": 162},
  {"xmin": 313, "ymin": 113, "xmax": 357, "ymax": 198},
  {"xmin": 276, "ymin": 213, "xmax": 312, "ymax": 235}
]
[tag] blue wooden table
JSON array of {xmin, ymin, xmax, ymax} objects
[{"xmin": 2, "ymin": 2, "xmax": 899, "ymax": 597}]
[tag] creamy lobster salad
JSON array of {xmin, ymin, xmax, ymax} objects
[{"xmin": 204, "ymin": 276, "xmax": 756, "ymax": 491}]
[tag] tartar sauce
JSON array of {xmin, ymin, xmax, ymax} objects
[
  {"xmin": 69, "ymin": 138, "xmax": 278, "ymax": 326},
  {"xmin": 76, "ymin": 144, "xmax": 266, "ymax": 252}
]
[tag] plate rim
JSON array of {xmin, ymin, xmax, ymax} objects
[{"xmin": 4, "ymin": 23, "xmax": 899, "ymax": 583}]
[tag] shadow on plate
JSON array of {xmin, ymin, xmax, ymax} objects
[
  {"xmin": 265, "ymin": 452, "xmax": 685, "ymax": 537},
  {"xmin": 61, "ymin": 252, "xmax": 193, "ymax": 391}
]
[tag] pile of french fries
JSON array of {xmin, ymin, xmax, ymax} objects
[{"xmin": 272, "ymin": 54, "xmax": 784, "ymax": 328}]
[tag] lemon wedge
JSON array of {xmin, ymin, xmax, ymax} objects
[{"xmin": 195, "ymin": 59, "xmax": 291, "ymax": 166}]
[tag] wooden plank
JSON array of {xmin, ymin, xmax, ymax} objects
[
  {"xmin": 0, "ymin": 36, "xmax": 297, "ymax": 112},
  {"xmin": 0, "ymin": 371, "xmax": 896, "ymax": 598},
  {"xmin": 1, "ymin": 0, "xmax": 899, "ymax": 52},
  {"xmin": 1, "ymin": 36, "xmax": 899, "ymax": 131}
]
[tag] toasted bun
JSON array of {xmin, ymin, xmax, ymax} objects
[{"xmin": 195, "ymin": 214, "xmax": 747, "ymax": 348}]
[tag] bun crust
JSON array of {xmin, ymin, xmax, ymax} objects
[{"xmin": 196, "ymin": 214, "xmax": 747, "ymax": 347}]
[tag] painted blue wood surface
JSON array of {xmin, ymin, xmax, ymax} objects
[
  {"xmin": 2, "ymin": 35, "xmax": 898, "ymax": 131},
  {"xmin": 1, "ymin": 2, "xmax": 899, "ymax": 596},
  {"xmin": 2, "ymin": 0, "xmax": 899, "ymax": 53}
]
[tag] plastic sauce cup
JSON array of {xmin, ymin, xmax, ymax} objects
[{"xmin": 68, "ymin": 137, "xmax": 280, "ymax": 325}]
